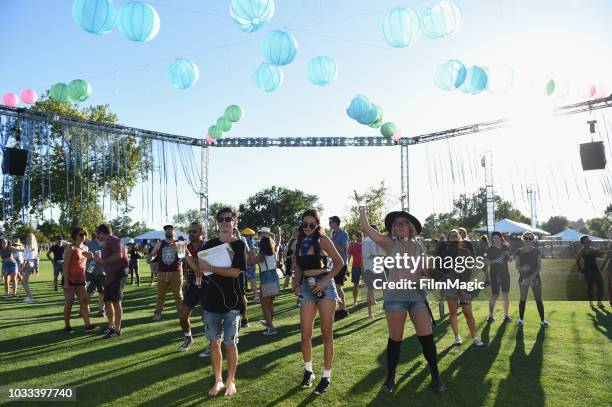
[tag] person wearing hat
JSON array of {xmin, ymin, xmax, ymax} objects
[
  {"xmin": 358, "ymin": 206, "xmax": 445, "ymax": 394},
  {"xmin": 241, "ymin": 228, "xmax": 259, "ymax": 304},
  {"xmin": 149, "ymin": 224, "xmax": 184, "ymax": 322}
]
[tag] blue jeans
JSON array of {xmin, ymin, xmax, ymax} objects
[
  {"xmin": 383, "ymin": 300, "xmax": 428, "ymax": 312},
  {"xmin": 205, "ymin": 310, "xmax": 241, "ymax": 345},
  {"xmin": 300, "ymin": 275, "xmax": 339, "ymax": 302}
]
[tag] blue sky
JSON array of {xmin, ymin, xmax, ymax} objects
[{"xmin": 1, "ymin": 0, "xmax": 611, "ymax": 230}]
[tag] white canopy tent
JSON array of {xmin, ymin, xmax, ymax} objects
[
  {"xmin": 133, "ymin": 230, "xmax": 188, "ymax": 243},
  {"xmin": 547, "ymin": 228, "xmax": 604, "ymax": 241},
  {"xmin": 474, "ymin": 219, "xmax": 550, "ymax": 236}
]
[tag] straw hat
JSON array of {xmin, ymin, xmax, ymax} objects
[{"xmin": 241, "ymin": 228, "xmax": 256, "ymax": 236}]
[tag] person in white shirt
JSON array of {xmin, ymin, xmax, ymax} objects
[
  {"xmin": 361, "ymin": 225, "xmax": 385, "ymax": 318},
  {"xmin": 21, "ymin": 233, "xmax": 38, "ymax": 303}
]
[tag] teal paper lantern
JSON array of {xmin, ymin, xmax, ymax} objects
[
  {"xmin": 381, "ymin": 122, "xmax": 396, "ymax": 138},
  {"xmin": 420, "ymin": 0, "xmax": 463, "ymax": 39},
  {"xmin": 118, "ymin": 1, "xmax": 160, "ymax": 42},
  {"xmin": 434, "ymin": 59, "xmax": 467, "ymax": 90},
  {"xmin": 208, "ymin": 125, "xmax": 223, "ymax": 139},
  {"xmin": 382, "ymin": 7, "xmax": 421, "ymax": 48},
  {"xmin": 230, "ymin": 0, "xmax": 275, "ymax": 33},
  {"xmin": 224, "ymin": 105, "xmax": 243, "ymax": 122},
  {"xmin": 216, "ymin": 117, "xmax": 232, "ymax": 132},
  {"xmin": 72, "ymin": 0, "xmax": 117, "ymax": 35},
  {"xmin": 460, "ymin": 66, "xmax": 488, "ymax": 95},
  {"xmin": 168, "ymin": 58, "xmax": 200, "ymax": 89},
  {"xmin": 254, "ymin": 63, "xmax": 283, "ymax": 92},
  {"xmin": 67, "ymin": 79, "xmax": 92, "ymax": 102},
  {"xmin": 263, "ymin": 30, "xmax": 298, "ymax": 66},
  {"xmin": 307, "ymin": 56, "xmax": 338, "ymax": 86},
  {"xmin": 49, "ymin": 83, "xmax": 72, "ymax": 103}
]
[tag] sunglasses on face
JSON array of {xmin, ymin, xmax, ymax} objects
[
  {"xmin": 524, "ymin": 237, "xmax": 534, "ymax": 241},
  {"xmin": 188, "ymin": 230, "xmax": 199, "ymax": 234},
  {"xmin": 78, "ymin": 233, "xmax": 87, "ymax": 237},
  {"xmin": 393, "ymin": 221, "xmax": 410, "ymax": 227},
  {"xmin": 217, "ymin": 216, "xmax": 234, "ymax": 223},
  {"xmin": 301, "ymin": 222, "xmax": 318, "ymax": 230}
]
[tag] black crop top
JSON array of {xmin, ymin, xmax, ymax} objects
[{"xmin": 296, "ymin": 254, "xmax": 328, "ymax": 271}]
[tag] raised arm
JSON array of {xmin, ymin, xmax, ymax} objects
[{"xmin": 358, "ymin": 206, "xmax": 387, "ymax": 243}]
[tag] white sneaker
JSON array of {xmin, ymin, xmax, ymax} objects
[
  {"xmin": 262, "ymin": 327, "xmax": 278, "ymax": 336},
  {"xmin": 198, "ymin": 346, "xmax": 211, "ymax": 358},
  {"xmin": 540, "ymin": 320, "xmax": 550, "ymax": 328},
  {"xmin": 453, "ymin": 335, "xmax": 462, "ymax": 346},
  {"xmin": 178, "ymin": 336, "xmax": 194, "ymax": 351},
  {"xmin": 151, "ymin": 313, "xmax": 162, "ymax": 322},
  {"xmin": 24, "ymin": 297, "xmax": 35, "ymax": 303},
  {"xmin": 517, "ymin": 319, "xmax": 525, "ymax": 326},
  {"xmin": 472, "ymin": 336, "xmax": 484, "ymax": 346},
  {"xmin": 259, "ymin": 320, "xmax": 268, "ymax": 328}
]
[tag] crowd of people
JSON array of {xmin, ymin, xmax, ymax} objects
[{"xmin": 2, "ymin": 208, "xmax": 611, "ymax": 398}]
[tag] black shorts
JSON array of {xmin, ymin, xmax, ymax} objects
[
  {"xmin": 87, "ymin": 274, "xmax": 105, "ymax": 294},
  {"xmin": 490, "ymin": 269, "xmax": 510, "ymax": 295},
  {"xmin": 334, "ymin": 265, "xmax": 348, "ymax": 286},
  {"xmin": 183, "ymin": 283, "xmax": 205, "ymax": 309},
  {"xmin": 104, "ymin": 270, "xmax": 128, "ymax": 302},
  {"xmin": 284, "ymin": 260, "xmax": 293, "ymax": 276}
]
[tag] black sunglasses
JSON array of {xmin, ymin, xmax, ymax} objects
[
  {"xmin": 78, "ymin": 233, "xmax": 87, "ymax": 237},
  {"xmin": 524, "ymin": 237, "xmax": 534, "ymax": 241},
  {"xmin": 301, "ymin": 222, "xmax": 318, "ymax": 230},
  {"xmin": 217, "ymin": 216, "xmax": 234, "ymax": 223}
]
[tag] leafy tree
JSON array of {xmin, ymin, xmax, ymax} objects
[
  {"xmin": 586, "ymin": 207, "xmax": 612, "ymax": 238},
  {"xmin": 421, "ymin": 213, "xmax": 460, "ymax": 239},
  {"xmin": 238, "ymin": 187, "xmax": 321, "ymax": 239},
  {"xmin": 107, "ymin": 215, "xmax": 150, "ymax": 238},
  {"xmin": 344, "ymin": 181, "xmax": 394, "ymax": 238},
  {"xmin": 172, "ymin": 208, "xmax": 205, "ymax": 232},
  {"xmin": 541, "ymin": 216, "xmax": 570, "ymax": 235}
]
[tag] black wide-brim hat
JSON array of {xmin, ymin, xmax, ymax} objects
[{"xmin": 384, "ymin": 211, "xmax": 422, "ymax": 235}]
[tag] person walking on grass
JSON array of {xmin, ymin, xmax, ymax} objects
[
  {"xmin": 150, "ymin": 225, "xmax": 184, "ymax": 321},
  {"xmin": 359, "ymin": 206, "xmax": 445, "ymax": 394},
  {"xmin": 127, "ymin": 243, "xmax": 142, "ymax": 286},
  {"xmin": 576, "ymin": 235, "xmax": 606, "ymax": 309},
  {"xmin": 486, "ymin": 231, "xmax": 513, "ymax": 323},
  {"xmin": 348, "ymin": 232, "xmax": 363, "ymax": 307},
  {"xmin": 199, "ymin": 207, "xmax": 247, "ymax": 397},
  {"xmin": 293, "ymin": 209, "xmax": 344, "ymax": 395},
  {"xmin": 601, "ymin": 225, "xmax": 612, "ymax": 307},
  {"xmin": 283, "ymin": 228, "xmax": 299, "ymax": 290},
  {"xmin": 329, "ymin": 215, "xmax": 349, "ymax": 320},
  {"xmin": 252, "ymin": 227, "xmax": 280, "ymax": 336},
  {"xmin": 2, "ymin": 239, "xmax": 19, "ymax": 299},
  {"xmin": 94, "ymin": 224, "xmax": 129, "ymax": 338},
  {"xmin": 514, "ymin": 232, "xmax": 549, "ymax": 328},
  {"xmin": 85, "ymin": 236, "xmax": 106, "ymax": 317},
  {"xmin": 178, "ymin": 221, "xmax": 209, "ymax": 354},
  {"xmin": 62, "ymin": 227, "xmax": 96, "ymax": 333},
  {"xmin": 47, "ymin": 238, "xmax": 65, "ymax": 292},
  {"xmin": 439, "ymin": 229, "xmax": 484, "ymax": 348},
  {"xmin": 20, "ymin": 233, "xmax": 38, "ymax": 303},
  {"xmin": 361, "ymin": 225, "xmax": 384, "ymax": 318}
]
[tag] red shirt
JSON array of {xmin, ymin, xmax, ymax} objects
[
  {"xmin": 67, "ymin": 245, "xmax": 87, "ymax": 285},
  {"xmin": 101, "ymin": 235, "xmax": 129, "ymax": 283},
  {"xmin": 348, "ymin": 242, "xmax": 363, "ymax": 268}
]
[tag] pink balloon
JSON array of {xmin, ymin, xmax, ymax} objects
[
  {"xmin": 2, "ymin": 93, "xmax": 19, "ymax": 107},
  {"xmin": 20, "ymin": 89, "xmax": 38, "ymax": 104},
  {"xmin": 391, "ymin": 129, "xmax": 403, "ymax": 141},
  {"xmin": 206, "ymin": 135, "xmax": 215, "ymax": 143}
]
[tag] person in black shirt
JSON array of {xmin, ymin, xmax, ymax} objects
[
  {"xmin": 47, "ymin": 238, "xmax": 66, "ymax": 291},
  {"xmin": 198, "ymin": 207, "xmax": 246, "ymax": 397},
  {"xmin": 514, "ymin": 232, "xmax": 549, "ymax": 327},
  {"xmin": 178, "ymin": 222, "xmax": 208, "ymax": 353},
  {"xmin": 576, "ymin": 235, "xmax": 605, "ymax": 309},
  {"xmin": 486, "ymin": 232, "xmax": 513, "ymax": 323},
  {"xmin": 128, "ymin": 243, "xmax": 142, "ymax": 286}
]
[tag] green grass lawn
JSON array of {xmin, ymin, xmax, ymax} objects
[{"xmin": 1, "ymin": 259, "xmax": 610, "ymax": 407}]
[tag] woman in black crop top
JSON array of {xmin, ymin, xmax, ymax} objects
[
  {"xmin": 576, "ymin": 235, "xmax": 605, "ymax": 308},
  {"xmin": 292, "ymin": 209, "xmax": 344, "ymax": 395}
]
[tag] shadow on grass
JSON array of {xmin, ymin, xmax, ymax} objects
[{"xmin": 588, "ymin": 307, "xmax": 611, "ymax": 340}]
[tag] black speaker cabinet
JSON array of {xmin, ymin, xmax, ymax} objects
[
  {"xmin": 2, "ymin": 148, "xmax": 28, "ymax": 176},
  {"xmin": 579, "ymin": 141, "xmax": 607, "ymax": 171}
]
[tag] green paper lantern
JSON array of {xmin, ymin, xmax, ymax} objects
[
  {"xmin": 368, "ymin": 118, "xmax": 382, "ymax": 128},
  {"xmin": 68, "ymin": 79, "xmax": 92, "ymax": 102},
  {"xmin": 545, "ymin": 79, "xmax": 555, "ymax": 96},
  {"xmin": 208, "ymin": 125, "xmax": 223, "ymax": 139},
  {"xmin": 381, "ymin": 122, "xmax": 396, "ymax": 138},
  {"xmin": 216, "ymin": 117, "xmax": 232, "ymax": 132},
  {"xmin": 224, "ymin": 105, "xmax": 243, "ymax": 122},
  {"xmin": 49, "ymin": 83, "xmax": 72, "ymax": 103}
]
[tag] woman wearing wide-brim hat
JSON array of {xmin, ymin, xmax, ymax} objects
[{"xmin": 359, "ymin": 206, "xmax": 445, "ymax": 394}]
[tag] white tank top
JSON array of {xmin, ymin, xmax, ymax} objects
[{"xmin": 258, "ymin": 254, "xmax": 277, "ymax": 272}]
